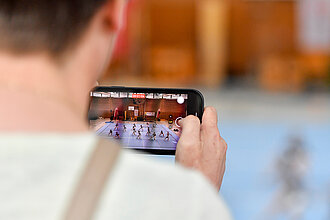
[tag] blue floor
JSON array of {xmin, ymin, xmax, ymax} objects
[
  {"xmin": 154, "ymin": 121, "xmax": 330, "ymax": 220},
  {"xmin": 96, "ymin": 121, "xmax": 179, "ymax": 150}
]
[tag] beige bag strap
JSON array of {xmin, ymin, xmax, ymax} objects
[{"xmin": 63, "ymin": 138, "xmax": 121, "ymax": 220}]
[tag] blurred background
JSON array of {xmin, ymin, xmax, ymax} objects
[{"xmin": 100, "ymin": 0, "xmax": 330, "ymax": 219}]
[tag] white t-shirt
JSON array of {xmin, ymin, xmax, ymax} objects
[{"xmin": 0, "ymin": 133, "xmax": 232, "ymax": 220}]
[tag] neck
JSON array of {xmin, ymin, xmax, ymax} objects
[{"xmin": 0, "ymin": 52, "xmax": 90, "ymax": 132}]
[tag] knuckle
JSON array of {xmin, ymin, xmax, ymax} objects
[
  {"xmin": 201, "ymin": 122, "xmax": 218, "ymax": 132},
  {"xmin": 211, "ymin": 132, "xmax": 221, "ymax": 143},
  {"xmin": 215, "ymin": 131, "xmax": 221, "ymax": 140},
  {"xmin": 208, "ymin": 123, "xmax": 219, "ymax": 130},
  {"xmin": 185, "ymin": 144, "xmax": 194, "ymax": 151},
  {"xmin": 206, "ymin": 130, "xmax": 221, "ymax": 142},
  {"xmin": 221, "ymin": 138, "xmax": 228, "ymax": 152},
  {"xmin": 181, "ymin": 141, "xmax": 195, "ymax": 151},
  {"xmin": 215, "ymin": 137, "xmax": 227, "ymax": 153}
]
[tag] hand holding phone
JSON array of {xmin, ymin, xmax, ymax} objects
[
  {"xmin": 175, "ymin": 107, "xmax": 227, "ymax": 191},
  {"xmin": 88, "ymin": 86, "xmax": 227, "ymax": 189},
  {"xmin": 88, "ymin": 86, "xmax": 204, "ymax": 154}
]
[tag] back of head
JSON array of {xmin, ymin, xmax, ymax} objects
[{"xmin": 0, "ymin": 0, "xmax": 107, "ymax": 57}]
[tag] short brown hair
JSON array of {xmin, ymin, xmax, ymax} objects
[{"xmin": 0, "ymin": 0, "xmax": 107, "ymax": 56}]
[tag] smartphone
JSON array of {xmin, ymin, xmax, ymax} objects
[{"xmin": 88, "ymin": 86, "xmax": 204, "ymax": 155}]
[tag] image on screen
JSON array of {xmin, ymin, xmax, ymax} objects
[{"xmin": 89, "ymin": 92, "xmax": 188, "ymax": 150}]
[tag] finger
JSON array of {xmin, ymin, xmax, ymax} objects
[
  {"xmin": 202, "ymin": 106, "xmax": 218, "ymax": 129},
  {"xmin": 176, "ymin": 115, "xmax": 201, "ymax": 165},
  {"xmin": 179, "ymin": 115, "xmax": 201, "ymax": 141},
  {"xmin": 201, "ymin": 107, "xmax": 220, "ymax": 142},
  {"xmin": 220, "ymin": 137, "xmax": 228, "ymax": 154},
  {"xmin": 201, "ymin": 107, "xmax": 222, "ymax": 154}
]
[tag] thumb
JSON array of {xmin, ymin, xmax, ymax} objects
[{"xmin": 179, "ymin": 115, "xmax": 201, "ymax": 141}]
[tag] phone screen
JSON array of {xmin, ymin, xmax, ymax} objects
[{"xmin": 89, "ymin": 90, "xmax": 189, "ymax": 153}]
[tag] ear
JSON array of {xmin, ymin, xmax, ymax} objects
[{"xmin": 100, "ymin": 0, "xmax": 126, "ymax": 32}]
